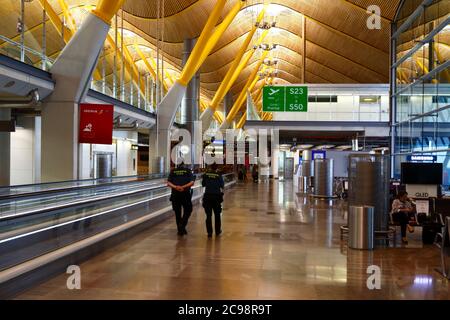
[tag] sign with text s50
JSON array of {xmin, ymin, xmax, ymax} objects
[
  {"xmin": 286, "ymin": 86, "xmax": 308, "ymax": 112},
  {"xmin": 262, "ymin": 86, "xmax": 308, "ymax": 112},
  {"xmin": 79, "ymin": 104, "xmax": 114, "ymax": 145}
]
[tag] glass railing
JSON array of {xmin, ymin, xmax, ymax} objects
[
  {"xmin": 0, "ymin": 36, "xmax": 156, "ymax": 113},
  {"xmin": 0, "ymin": 174, "xmax": 166, "ymax": 199},
  {"xmin": 0, "ymin": 35, "xmax": 54, "ymax": 71},
  {"xmin": 0, "ymin": 178, "xmax": 166, "ymax": 219},
  {"xmin": 269, "ymin": 110, "xmax": 389, "ymax": 122}
]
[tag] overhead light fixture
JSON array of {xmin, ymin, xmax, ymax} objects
[
  {"xmin": 258, "ymin": 44, "xmax": 278, "ymax": 51},
  {"xmin": 263, "ymin": 59, "xmax": 279, "ymax": 66},
  {"xmin": 298, "ymin": 144, "xmax": 314, "ymax": 149},
  {"xmin": 256, "ymin": 21, "xmax": 274, "ymax": 30},
  {"xmin": 315, "ymin": 145, "xmax": 335, "ymax": 150},
  {"xmin": 180, "ymin": 145, "xmax": 190, "ymax": 155}
]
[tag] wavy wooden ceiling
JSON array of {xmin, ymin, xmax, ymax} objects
[
  {"xmin": 121, "ymin": 0, "xmax": 404, "ymax": 101},
  {"xmin": 8, "ymin": 0, "xmax": 445, "ymax": 103}
]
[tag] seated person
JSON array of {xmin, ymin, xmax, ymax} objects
[{"xmin": 391, "ymin": 191, "xmax": 416, "ymax": 244}]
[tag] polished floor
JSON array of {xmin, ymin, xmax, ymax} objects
[{"xmin": 17, "ymin": 181, "xmax": 450, "ymax": 299}]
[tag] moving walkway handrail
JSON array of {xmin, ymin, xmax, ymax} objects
[
  {"xmin": 0, "ymin": 174, "xmax": 167, "ymax": 201},
  {"xmin": 0, "ymin": 173, "xmax": 236, "ymax": 222},
  {"xmin": 0, "ymin": 180, "xmax": 172, "ymax": 222}
]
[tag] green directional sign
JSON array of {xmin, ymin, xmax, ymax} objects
[
  {"xmin": 262, "ymin": 86, "xmax": 284, "ymax": 112},
  {"xmin": 262, "ymin": 86, "xmax": 308, "ymax": 112},
  {"xmin": 286, "ymin": 86, "xmax": 308, "ymax": 112}
]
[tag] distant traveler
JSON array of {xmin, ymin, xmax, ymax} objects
[
  {"xmin": 167, "ymin": 163, "xmax": 196, "ymax": 236},
  {"xmin": 238, "ymin": 165, "xmax": 247, "ymax": 181},
  {"xmin": 202, "ymin": 164, "xmax": 225, "ymax": 238},
  {"xmin": 252, "ymin": 165, "xmax": 259, "ymax": 183},
  {"xmin": 391, "ymin": 191, "xmax": 416, "ymax": 244}
]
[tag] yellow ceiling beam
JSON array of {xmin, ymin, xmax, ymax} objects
[
  {"xmin": 165, "ymin": 70, "xmax": 175, "ymax": 85},
  {"xmin": 200, "ymin": 100, "xmax": 222, "ymax": 123},
  {"xmin": 37, "ymin": 0, "xmax": 104, "ymax": 81},
  {"xmin": 178, "ymin": 0, "xmax": 227, "ymax": 86},
  {"xmin": 92, "ymin": 0, "xmax": 125, "ymax": 24},
  {"xmin": 236, "ymin": 111, "xmax": 247, "ymax": 129},
  {"xmin": 57, "ymin": 0, "xmax": 77, "ymax": 31},
  {"xmin": 224, "ymin": 55, "xmax": 268, "ymax": 124},
  {"xmin": 134, "ymin": 45, "xmax": 157, "ymax": 80},
  {"xmin": 37, "ymin": 0, "xmax": 73, "ymax": 43},
  {"xmin": 254, "ymin": 90, "xmax": 264, "ymax": 112},
  {"xmin": 433, "ymin": 43, "xmax": 450, "ymax": 82},
  {"xmin": 257, "ymin": 77, "xmax": 273, "ymax": 115},
  {"xmin": 226, "ymin": 30, "xmax": 270, "ymax": 94},
  {"xmin": 208, "ymin": 7, "xmax": 267, "ymax": 112},
  {"xmin": 148, "ymin": 56, "xmax": 169, "ymax": 92},
  {"xmin": 193, "ymin": 0, "xmax": 245, "ymax": 74},
  {"xmin": 415, "ymin": 57, "xmax": 429, "ymax": 74},
  {"xmin": 213, "ymin": 111, "xmax": 224, "ymax": 124},
  {"xmin": 110, "ymin": 32, "xmax": 146, "ymax": 97}
]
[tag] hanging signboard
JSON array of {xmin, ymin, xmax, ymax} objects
[
  {"xmin": 79, "ymin": 103, "xmax": 114, "ymax": 145},
  {"xmin": 407, "ymin": 155, "xmax": 437, "ymax": 163},
  {"xmin": 263, "ymin": 86, "xmax": 308, "ymax": 112},
  {"xmin": 312, "ymin": 150, "xmax": 327, "ymax": 160}
]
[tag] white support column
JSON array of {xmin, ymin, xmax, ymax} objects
[
  {"xmin": 33, "ymin": 116, "xmax": 41, "ymax": 183},
  {"xmin": 182, "ymin": 38, "xmax": 200, "ymax": 168},
  {"xmin": 0, "ymin": 109, "xmax": 11, "ymax": 186},
  {"xmin": 41, "ymin": 102, "xmax": 79, "ymax": 182},
  {"xmin": 41, "ymin": 13, "xmax": 112, "ymax": 182}
]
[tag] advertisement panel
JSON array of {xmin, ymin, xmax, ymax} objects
[{"xmin": 79, "ymin": 104, "xmax": 114, "ymax": 145}]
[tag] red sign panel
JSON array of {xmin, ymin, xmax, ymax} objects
[{"xmin": 79, "ymin": 104, "xmax": 114, "ymax": 145}]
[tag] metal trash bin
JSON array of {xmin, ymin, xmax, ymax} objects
[
  {"xmin": 348, "ymin": 205, "xmax": 374, "ymax": 250},
  {"xmin": 298, "ymin": 176, "xmax": 308, "ymax": 193}
]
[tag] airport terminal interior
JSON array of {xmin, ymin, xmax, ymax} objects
[{"xmin": 0, "ymin": 0, "xmax": 449, "ymax": 300}]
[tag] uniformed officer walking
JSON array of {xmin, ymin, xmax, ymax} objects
[
  {"xmin": 202, "ymin": 164, "xmax": 225, "ymax": 238},
  {"xmin": 167, "ymin": 163, "xmax": 196, "ymax": 236}
]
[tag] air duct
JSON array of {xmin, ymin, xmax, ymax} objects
[{"xmin": 0, "ymin": 89, "xmax": 40, "ymax": 108}]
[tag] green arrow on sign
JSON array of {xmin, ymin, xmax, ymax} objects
[{"xmin": 263, "ymin": 86, "xmax": 285, "ymax": 112}]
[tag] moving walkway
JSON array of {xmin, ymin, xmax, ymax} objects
[{"xmin": 0, "ymin": 173, "xmax": 236, "ymax": 298}]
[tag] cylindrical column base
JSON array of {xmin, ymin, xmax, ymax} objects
[
  {"xmin": 313, "ymin": 158, "xmax": 334, "ymax": 198},
  {"xmin": 349, "ymin": 205, "xmax": 374, "ymax": 250},
  {"xmin": 0, "ymin": 109, "xmax": 11, "ymax": 186}
]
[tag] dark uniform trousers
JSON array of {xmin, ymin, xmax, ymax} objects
[
  {"xmin": 202, "ymin": 193, "xmax": 222, "ymax": 235},
  {"xmin": 171, "ymin": 191, "xmax": 193, "ymax": 232}
]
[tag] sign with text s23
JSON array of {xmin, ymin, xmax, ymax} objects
[
  {"xmin": 262, "ymin": 86, "xmax": 308, "ymax": 112},
  {"xmin": 79, "ymin": 104, "xmax": 114, "ymax": 145},
  {"xmin": 286, "ymin": 86, "xmax": 308, "ymax": 112}
]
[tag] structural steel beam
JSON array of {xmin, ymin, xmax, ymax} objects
[
  {"xmin": 177, "ymin": 0, "xmax": 228, "ymax": 86},
  {"xmin": 199, "ymin": 7, "xmax": 267, "ymax": 128},
  {"xmin": 114, "ymin": 32, "xmax": 146, "ymax": 97},
  {"xmin": 193, "ymin": 0, "xmax": 245, "ymax": 73},
  {"xmin": 155, "ymin": 0, "xmax": 228, "ymax": 172},
  {"xmin": 220, "ymin": 58, "xmax": 268, "ymax": 129},
  {"xmin": 237, "ymin": 111, "xmax": 247, "ymax": 129},
  {"xmin": 37, "ymin": 0, "xmax": 73, "ymax": 43}
]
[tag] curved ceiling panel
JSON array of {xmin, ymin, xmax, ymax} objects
[
  {"xmin": 0, "ymin": 0, "xmax": 409, "ymax": 104},
  {"xmin": 122, "ymin": 0, "xmax": 198, "ymax": 19}
]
